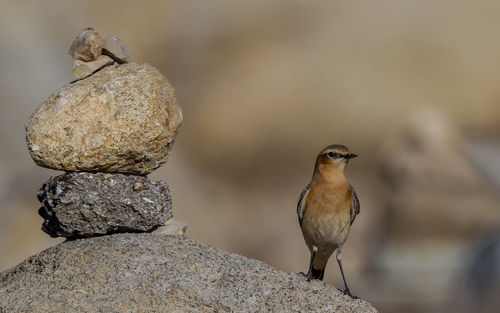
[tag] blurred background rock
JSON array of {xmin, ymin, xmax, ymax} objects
[{"xmin": 1, "ymin": 1, "xmax": 499, "ymax": 312}]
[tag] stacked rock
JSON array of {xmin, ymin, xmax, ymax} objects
[
  {"xmin": 25, "ymin": 28, "xmax": 184, "ymax": 239},
  {"xmin": 69, "ymin": 28, "xmax": 130, "ymax": 79}
]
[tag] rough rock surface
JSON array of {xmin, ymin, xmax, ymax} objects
[
  {"xmin": 102, "ymin": 35, "xmax": 130, "ymax": 63},
  {"xmin": 37, "ymin": 172, "xmax": 172, "ymax": 238},
  {"xmin": 26, "ymin": 63, "xmax": 183, "ymax": 175},
  {"xmin": 0, "ymin": 234, "xmax": 377, "ymax": 312},
  {"xmin": 72, "ymin": 55, "xmax": 114, "ymax": 79},
  {"xmin": 68, "ymin": 27, "xmax": 103, "ymax": 62}
]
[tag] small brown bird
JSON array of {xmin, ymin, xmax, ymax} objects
[{"xmin": 297, "ymin": 144, "xmax": 360, "ymax": 298}]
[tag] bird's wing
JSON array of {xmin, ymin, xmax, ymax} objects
[
  {"xmin": 350, "ymin": 188, "xmax": 360, "ymax": 226},
  {"xmin": 297, "ymin": 183, "xmax": 311, "ymax": 227}
]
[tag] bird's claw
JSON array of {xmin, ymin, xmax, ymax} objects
[
  {"xmin": 298, "ymin": 271, "xmax": 313, "ymax": 281},
  {"xmin": 342, "ymin": 289, "xmax": 358, "ymax": 299}
]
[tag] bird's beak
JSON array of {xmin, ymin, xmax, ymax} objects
[{"xmin": 348, "ymin": 153, "xmax": 358, "ymax": 159}]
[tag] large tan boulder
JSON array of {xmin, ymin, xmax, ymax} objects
[{"xmin": 26, "ymin": 63, "xmax": 182, "ymax": 175}]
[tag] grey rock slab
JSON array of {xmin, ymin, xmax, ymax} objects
[
  {"xmin": 0, "ymin": 234, "xmax": 377, "ymax": 313},
  {"xmin": 26, "ymin": 63, "xmax": 183, "ymax": 175},
  {"xmin": 102, "ymin": 35, "xmax": 130, "ymax": 63},
  {"xmin": 37, "ymin": 172, "xmax": 172, "ymax": 238}
]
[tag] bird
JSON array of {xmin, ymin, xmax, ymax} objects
[{"xmin": 297, "ymin": 144, "xmax": 360, "ymax": 298}]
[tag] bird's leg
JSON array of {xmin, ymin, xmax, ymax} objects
[
  {"xmin": 336, "ymin": 248, "xmax": 358, "ymax": 299},
  {"xmin": 305, "ymin": 245, "xmax": 319, "ymax": 281}
]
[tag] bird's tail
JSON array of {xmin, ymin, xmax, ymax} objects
[
  {"xmin": 311, "ymin": 267, "xmax": 325, "ymax": 280},
  {"xmin": 311, "ymin": 250, "xmax": 331, "ymax": 280}
]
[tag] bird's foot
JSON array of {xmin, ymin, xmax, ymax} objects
[
  {"xmin": 298, "ymin": 271, "xmax": 314, "ymax": 281},
  {"xmin": 341, "ymin": 288, "xmax": 358, "ymax": 299}
]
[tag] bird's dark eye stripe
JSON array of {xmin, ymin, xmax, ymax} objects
[{"xmin": 327, "ymin": 152, "xmax": 349, "ymax": 158}]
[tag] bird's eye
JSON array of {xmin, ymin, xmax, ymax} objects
[{"xmin": 327, "ymin": 152, "xmax": 336, "ymax": 158}]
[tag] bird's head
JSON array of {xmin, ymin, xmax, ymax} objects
[{"xmin": 314, "ymin": 144, "xmax": 358, "ymax": 176}]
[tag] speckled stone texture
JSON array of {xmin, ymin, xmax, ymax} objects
[
  {"xmin": 25, "ymin": 63, "xmax": 183, "ymax": 175},
  {"xmin": 0, "ymin": 234, "xmax": 377, "ymax": 313},
  {"xmin": 37, "ymin": 172, "xmax": 172, "ymax": 238}
]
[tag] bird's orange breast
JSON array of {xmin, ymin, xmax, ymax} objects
[
  {"xmin": 306, "ymin": 180, "xmax": 352, "ymax": 217},
  {"xmin": 300, "ymin": 180, "xmax": 353, "ymax": 251}
]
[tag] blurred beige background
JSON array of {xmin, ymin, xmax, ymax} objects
[{"xmin": 1, "ymin": 1, "xmax": 500, "ymax": 312}]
